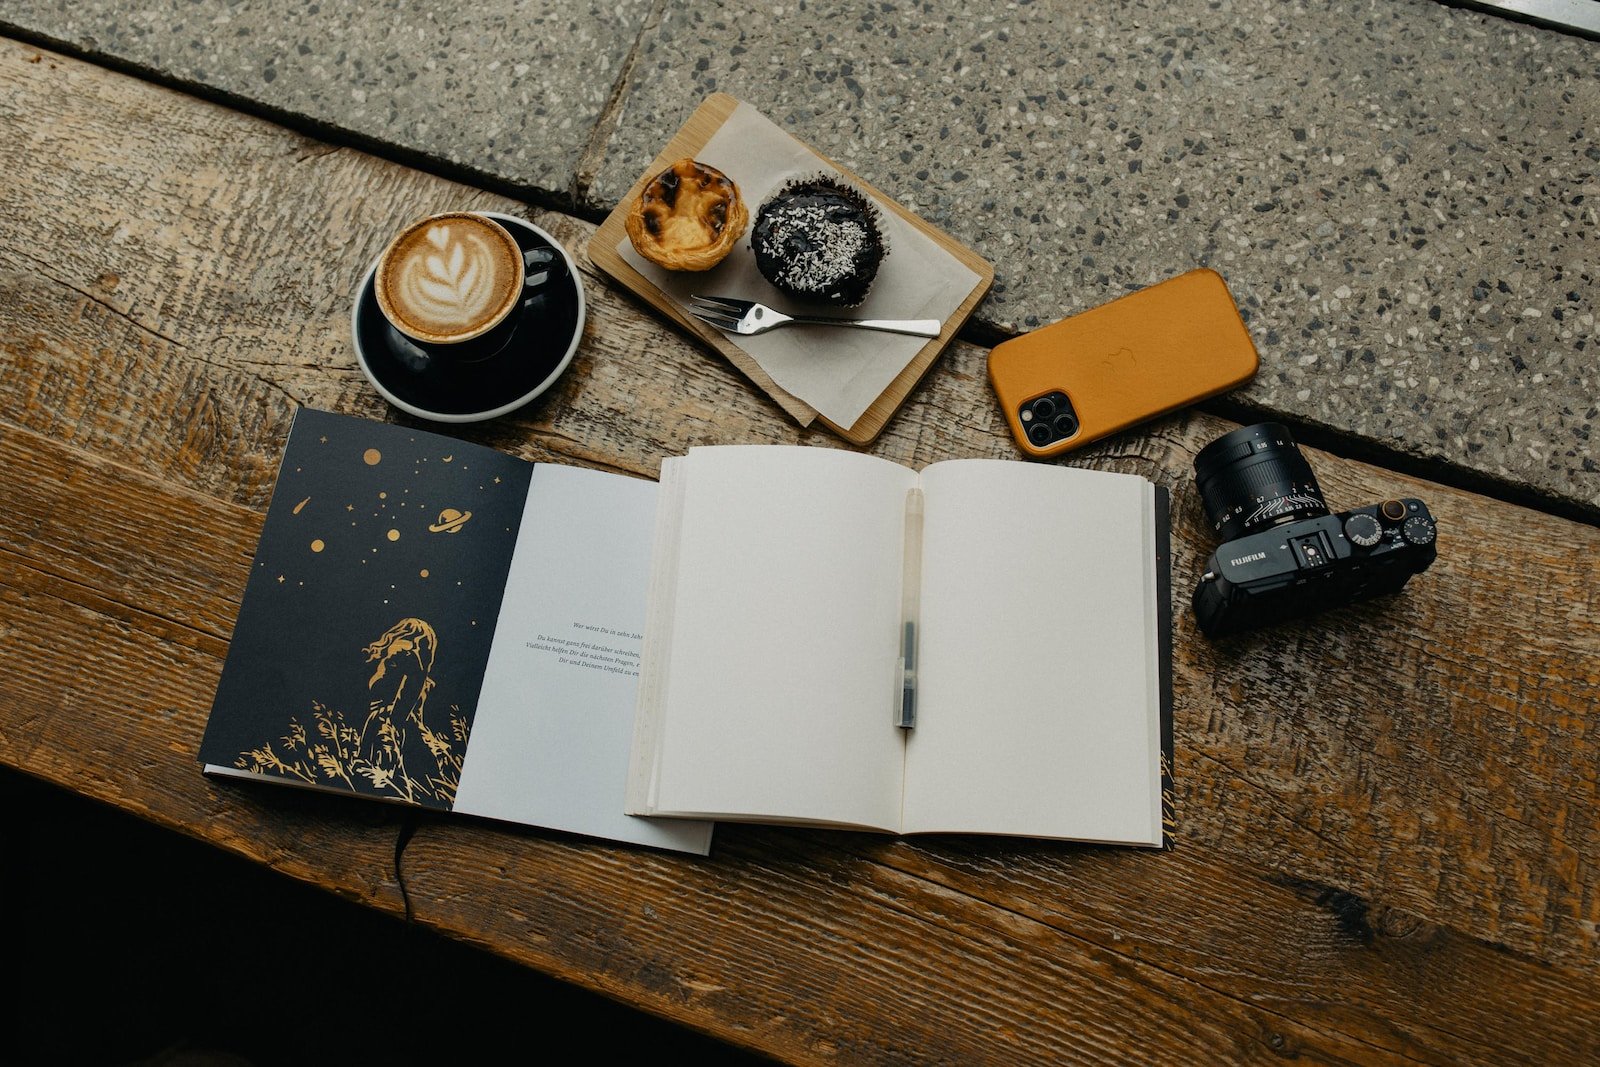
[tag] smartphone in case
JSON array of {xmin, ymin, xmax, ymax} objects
[{"xmin": 988, "ymin": 268, "xmax": 1259, "ymax": 458}]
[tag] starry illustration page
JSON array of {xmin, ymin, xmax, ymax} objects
[{"xmin": 199, "ymin": 408, "xmax": 713, "ymax": 855}]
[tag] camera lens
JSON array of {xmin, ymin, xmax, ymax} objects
[
  {"xmin": 1028, "ymin": 422, "xmax": 1054, "ymax": 446},
  {"xmin": 1053, "ymin": 413, "xmax": 1078, "ymax": 437},
  {"xmin": 1194, "ymin": 422, "xmax": 1329, "ymax": 541},
  {"xmin": 1030, "ymin": 397, "xmax": 1058, "ymax": 421}
]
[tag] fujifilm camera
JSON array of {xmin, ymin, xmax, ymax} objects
[{"xmin": 1192, "ymin": 423, "xmax": 1438, "ymax": 638}]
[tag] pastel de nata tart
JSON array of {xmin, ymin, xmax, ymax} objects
[
  {"xmin": 751, "ymin": 175, "xmax": 888, "ymax": 307},
  {"xmin": 625, "ymin": 158, "xmax": 748, "ymax": 271}
]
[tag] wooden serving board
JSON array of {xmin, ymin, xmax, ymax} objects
[{"xmin": 588, "ymin": 93, "xmax": 994, "ymax": 446}]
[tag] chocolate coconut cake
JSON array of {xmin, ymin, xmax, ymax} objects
[{"xmin": 750, "ymin": 176, "xmax": 888, "ymax": 307}]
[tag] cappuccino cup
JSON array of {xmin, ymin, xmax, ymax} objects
[{"xmin": 374, "ymin": 211, "xmax": 567, "ymax": 359}]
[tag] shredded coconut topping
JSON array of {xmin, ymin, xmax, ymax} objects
[
  {"xmin": 756, "ymin": 205, "xmax": 870, "ymax": 294},
  {"xmin": 751, "ymin": 176, "xmax": 886, "ymax": 305}
]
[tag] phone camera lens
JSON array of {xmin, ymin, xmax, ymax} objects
[
  {"xmin": 1053, "ymin": 413, "xmax": 1078, "ymax": 437},
  {"xmin": 1027, "ymin": 423, "xmax": 1054, "ymax": 447},
  {"xmin": 1030, "ymin": 397, "xmax": 1057, "ymax": 421}
]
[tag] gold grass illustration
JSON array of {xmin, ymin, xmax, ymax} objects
[
  {"xmin": 236, "ymin": 618, "xmax": 470, "ymax": 807},
  {"xmin": 1160, "ymin": 749, "xmax": 1177, "ymax": 847}
]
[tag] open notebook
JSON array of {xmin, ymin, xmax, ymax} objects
[{"xmin": 627, "ymin": 446, "xmax": 1174, "ymax": 847}]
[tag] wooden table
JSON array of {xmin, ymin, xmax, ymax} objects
[{"xmin": 4, "ymin": 40, "xmax": 1597, "ymax": 1064}]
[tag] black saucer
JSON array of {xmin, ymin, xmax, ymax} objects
[{"xmin": 351, "ymin": 212, "xmax": 584, "ymax": 423}]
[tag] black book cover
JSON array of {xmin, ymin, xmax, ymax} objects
[{"xmin": 199, "ymin": 409, "xmax": 533, "ymax": 810}]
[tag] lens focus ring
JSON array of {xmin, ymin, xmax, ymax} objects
[{"xmin": 1194, "ymin": 423, "xmax": 1330, "ymax": 541}]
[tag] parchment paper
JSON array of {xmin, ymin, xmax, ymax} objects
[{"xmin": 618, "ymin": 102, "xmax": 981, "ymax": 429}]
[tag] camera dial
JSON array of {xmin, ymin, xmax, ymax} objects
[
  {"xmin": 1402, "ymin": 516, "xmax": 1437, "ymax": 546},
  {"xmin": 1343, "ymin": 513, "xmax": 1383, "ymax": 548}
]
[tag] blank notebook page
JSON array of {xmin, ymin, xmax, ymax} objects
[
  {"xmin": 650, "ymin": 446, "xmax": 916, "ymax": 829},
  {"xmin": 903, "ymin": 460, "xmax": 1161, "ymax": 844}
]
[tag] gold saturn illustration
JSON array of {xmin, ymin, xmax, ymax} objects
[{"xmin": 428, "ymin": 508, "xmax": 473, "ymax": 534}]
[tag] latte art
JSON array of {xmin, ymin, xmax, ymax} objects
[
  {"xmin": 376, "ymin": 213, "xmax": 522, "ymax": 343},
  {"xmin": 404, "ymin": 226, "xmax": 499, "ymax": 324}
]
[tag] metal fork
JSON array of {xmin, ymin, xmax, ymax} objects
[{"xmin": 688, "ymin": 295, "xmax": 941, "ymax": 338}]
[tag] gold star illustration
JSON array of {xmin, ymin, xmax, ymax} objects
[{"xmin": 277, "ymin": 575, "xmax": 285, "ymax": 584}]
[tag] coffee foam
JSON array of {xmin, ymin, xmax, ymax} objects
[{"xmin": 377, "ymin": 214, "xmax": 521, "ymax": 342}]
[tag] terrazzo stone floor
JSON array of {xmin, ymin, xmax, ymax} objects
[
  {"xmin": 5, "ymin": 0, "xmax": 1595, "ymax": 513},
  {"xmin": 2, "ymin": 0, "xmax": 657, "ymax": 195}
]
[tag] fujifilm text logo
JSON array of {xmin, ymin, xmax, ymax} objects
[{"xmin": 1230, "ymin": 551, "xmax": 1268, "ymax": 566}]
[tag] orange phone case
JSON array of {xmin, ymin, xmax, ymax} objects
[{"xmin": 988, "ymin": 268, "xmax": 1259, "ymax": 458}]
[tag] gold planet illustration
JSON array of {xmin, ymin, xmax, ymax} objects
[{"xmin": 428, "ymin": 508, "xmax": 473, "ymax": 534}]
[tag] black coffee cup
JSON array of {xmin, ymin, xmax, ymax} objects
[
  {"xmin": 380, "ymin": 244, "xmax": 569, "ymax": 369},
  {"xmin": 374, "ymin": 212, "xmax": 570, "ymax": 367}
]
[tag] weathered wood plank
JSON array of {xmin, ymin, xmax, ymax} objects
[
  {"xmin": 0, "ymin": 423, "xmax": 408, "ymax": 911},
  {"xmin": 404, "ymin": 817, "xmax": 1600, "ymax": 1064},
  {"xmin": 3, "ymin": 38, "xmax": 1598, "ymax": 1066},
  {"xmin": 7, "ymin": 421, "xmax": 1592, "ymax": 1066}
]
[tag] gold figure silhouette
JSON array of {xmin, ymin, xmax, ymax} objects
[{"xmin": 235, "ymin": 618, "xmax": 470, "ymax": 807}]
